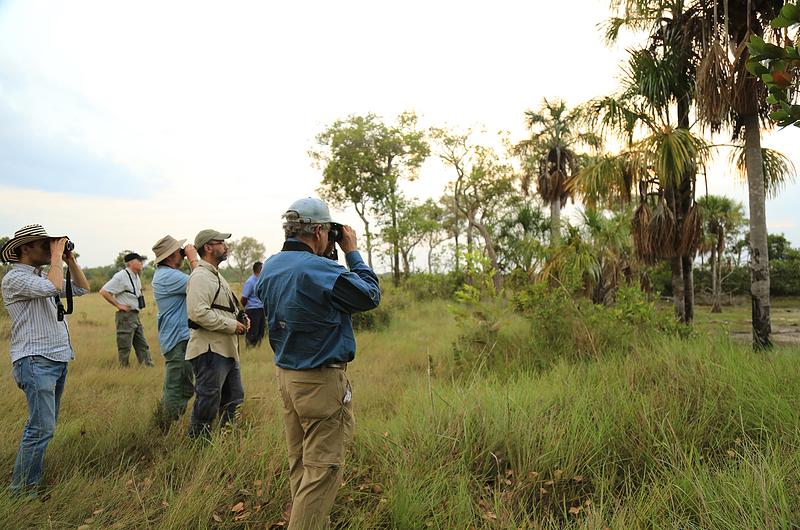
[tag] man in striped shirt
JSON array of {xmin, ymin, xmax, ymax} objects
[{"xmin": 1, "ymin": 224, "xmax": 89, "ymax": 495}]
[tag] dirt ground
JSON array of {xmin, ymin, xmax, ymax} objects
[{"xmin": 692, "ymin": 297, "xmax": 800, "ymax": 346}]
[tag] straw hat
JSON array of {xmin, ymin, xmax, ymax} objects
[
  {"xmin": 152, "ymin": 235, "xmax": 186, "ymax": 264},
  {"xmin": 1, "ymin": 224, "xmax": 66, "ymax": 263}
]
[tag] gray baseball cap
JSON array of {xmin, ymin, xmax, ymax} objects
[
  {"xmin": 194, "ymin": 229, "xmax": 232, "ymax": 249},
  {"xmin": 283, "ymin": 197, "xmax": 340, "ymax": 224}
]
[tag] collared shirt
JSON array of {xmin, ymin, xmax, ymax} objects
[
  {"xmin": 257, "ymin": 239, "xmax": 381, "ymax": 370},
  {"xmin": 186, "ymin": 260, "xmax": 240, "ymax": 361},
  {"xmin": 2, "ymin": 263, "xmax": 88, "ymax": 363},
  {"xmin": 102, "ymin": 267, "xmax": 142, "ymax": 310},
  {"xmin": 152, "ymin": 265, "xmax": 190, "ymax": 353},
  {"xmin": 241, "ymin": 274, "xmax": 264, "ymax": 310}
]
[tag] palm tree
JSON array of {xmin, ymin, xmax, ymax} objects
[
  {"xmin": 697, "ymin": 195, "xmax": 746, "ymax": 312},
  {"xmin": 603, "ymin": 0, "xmax": 712, "ymax": 323},
  {"xmin": 542, "ymin": 208, "xmax": 635, "ymax": 305},
  {"xmin": 577, "ymin": 83, "xmax": 709, "ymax": 322},
  {"xmin": 514, "ymin": 99, "xmax": 601, "ymax": 248},
  {"xmin": 607, "ymin": 0, "xmax": 789, "ymax": 346},
  {"xmin": 692, "ymin": 0, "xmax": 783, "ymax": 348}
]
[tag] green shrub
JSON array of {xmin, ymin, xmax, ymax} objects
[
  {"xmin": 401, "ymin": 271, "xmax": 466, "ymax": 301},
  {"xmin": 352, "ymin": 304, "xmax": 392, "ymax": 331},
  {"xmin": 351, "ymin": 285, "xmax": 412, "ymax": 332}
]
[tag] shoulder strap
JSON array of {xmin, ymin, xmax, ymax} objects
[
  {"xmin": 208, "ymin": 269, "xmax": 237, "ymax": 313},
  {"xmin": 124, "ymin": 270, "xmax": 138, "ymax": 296}
]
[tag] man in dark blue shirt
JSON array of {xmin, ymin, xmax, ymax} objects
[
  {"xmin": 240, "ymin": 261, "xmax": 266, "ymax": 348},
  {"xmin": 257, "ymin": 197, "xmax": 380, "ymax": 530}
]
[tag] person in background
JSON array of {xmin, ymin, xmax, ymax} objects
[
  {"xmin": 240, "ymin": 261, "xmax": 266, "ymax": 348},
  {"xmin": 1, "ymin": 224, "xmax": 90, "ymax": 496},
  {"xmin": 185, "ymin": 229, "xmax": 248, "ymax": 439},
  {"xmin": 257, "ymin": 198, "xmax": 380, "ymax": 529},
  {"xmin": 151, "ymin": 235, "xmax": 200, "ymax": 428},
  {"xmin": 99, "ymin": 252, "xmax": 154, "ymax": 367}
]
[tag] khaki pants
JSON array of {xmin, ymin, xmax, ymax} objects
[
  {"xmin": 276, "ymin": 366, "xmax": 354, "ymax": 530},
  {"xmin": 115, "ymin": 311, "xmax": 153, "ymax": 367}
]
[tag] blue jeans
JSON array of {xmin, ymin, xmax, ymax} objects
[
  {"xmin": 10, "ymin": 356, "xmax": 68, "ymax": 492},
  {"xmin": 188, "ymin": 351, "xmax": 244, "ymax": 438}
]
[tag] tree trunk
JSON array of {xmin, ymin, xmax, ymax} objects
[
  {"xmin": 671, "ymin": 258, "xmax": 685, "ymax": 320},
  {"xmin": 710, "ymin": 244, "xmax": 722, "ymax": 313},
  {"xmin": 743, "ymin": 113, "xmax": 772, "ymax": 349},
  {"xmin": 427, "ymin": 245, "xmax": 433, "ymax": 274},
  {"xmin": 472, "ymin": 220, "xmax": 503, "ymax": 293},
  {"xmin": 386, "ymin": 158, "xmax": 400, "ymax": 287},
  {"xmin": 391, "ymin": 197, "xmax": 400, "ymax": 286},
  {"xmin": 401, "ymin": 251, "xmax": 410, "ymax": 277},
  {"xmin": 550, "ymin": 198, "xmax": 561, "ymax": 247},
  {"xmin": 682, "ymin": 256, "xmax": 694, "ymax": 323},
  {"xmin": 453, "ymin": 230, "xmax": 460, "ymax": 273},
  {"xmin": 354, "ymin": 206, "xmax": 373, "ymax": 268},
  {"xmin": 676, "ymin": 94, "xmax": 695, "ymax": 324},
  {"xmin": 712, "ymin": 229, "xmax": 726, "ymax": 313}
]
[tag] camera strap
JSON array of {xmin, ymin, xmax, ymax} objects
[
  {"xmin": 64, "ymin": 269, "xmax": 73, "ymax": 314},
  {"xmin": 54, "ymin": 268, "xmax": 73, "ymax": 321},
  {"xmin": 124, "ymin": 270, "xmax": 139, "ymax": 296},
  {"xmin": 188, "ymin": 269, "xmax": 238, "ymax": 331},
  {"xmin": 209, "ymin": 271, "xmax": 237, "ymax": 313}
]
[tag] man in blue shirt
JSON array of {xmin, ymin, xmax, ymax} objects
[
  {"xmin": 240, "ymin": 261, "xmax": 265, "ymax": 348},
  {"xmin": 151, "ymin": 235, "xmax": 200, "ymax": 427},
  {"xmin": 257, "ymin": 197, "xmax": 380, "ymax": 530}
]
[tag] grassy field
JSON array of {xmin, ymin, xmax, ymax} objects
[{"xmin": 0, "ymin": 291, "xmax": 799, "ymax": 529}]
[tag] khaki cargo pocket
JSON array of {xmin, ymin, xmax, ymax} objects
[{"xmin": 290, "ymin": 371, "xmax": 342, "ymax": 420}]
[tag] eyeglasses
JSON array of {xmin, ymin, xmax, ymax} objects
[{"xmin": 206, "ymin": 240, "xmax": 227, "ymax": 247}]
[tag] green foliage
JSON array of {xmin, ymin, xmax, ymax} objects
[
  {"xmin": 313, "ymin": 111, "xmax": 430, "ymax": 275},
  {"xmin": 351, "ymin": 304, "xmax": 392, "ymax": 332},
  {"xmin": 505, "ymin": 284, "xmax": 685, "ymax": 369},
  {"xmin": 401, "ymin": 272, "xmax": 466, "ymax": 302},
  {"xmin": 748, "ymin": 19, "xmax": 800, "ymax": 127},
  {"xmin": 227, "ymin": 236, "xmax": 265, "ymax": 283}
]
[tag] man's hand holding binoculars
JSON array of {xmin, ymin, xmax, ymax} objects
[{"xmin": 338, "ymin": 225, "xmax": 358, "ymax": 254}]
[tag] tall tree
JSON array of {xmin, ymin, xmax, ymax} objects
[
  {"xmin": 692, "ymin": 0, "xmax": 784, "ymax": 347},
  {"xmin": 227, "ymin": 236, "xmax": 265, "ymax": 283},
  {"xmin": 430, "ymin": 128, "xmax": 472, "ymax": 273},
  {"xmin": 416, "ymin": 198, "xmax": 449, "ymax": 274},
  {"xmin": 312, "ymin": 112, "xmax": 428, "ymax": 283},
  {"xmin": 435, "ymin": 129, "xmax": 514, "ymax": 293},
  {"xmin": 514, "ymin": 99, "xmax": 601, "ymax": 247},
  {"xmin": 606, "ymin": 0, "xmax": 707, "ymax": 322},
  {"xmin": 578, "ymin": 94, "xmax": 709, "ymax": 323},
  {"xmin": 380, "ymin": 197, "xmax": 434, "ymax": 276}
]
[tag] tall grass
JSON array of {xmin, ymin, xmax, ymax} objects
[{"xmin": 0, "ymin": 292, "xmax": 799, "ymax": 528}]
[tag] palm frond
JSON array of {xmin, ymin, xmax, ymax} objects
[
  {"xmin": 730, "ymin": 146, "xmax": 798, "ymax": 199},
  {"xmin": 677, "ymin": 203, "xmax": 703, "ymax": 257},
  {"xmin": 634, "ymin": 127, "xmax": 708, "ymax": 190},
  {"xmin": 573, "ymin": 154, "xmax": 636, "ymax": 208},
  {"xmin": 695, "ymin": 39, "xmax": 733, "ymax": 133},
  {"xmin": 648, "ymin": 198, "xmax": 677, "ymax": 260}
]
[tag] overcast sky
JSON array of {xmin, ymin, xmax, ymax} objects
[{"xmin": 1, "ymin": 0, "xmax": 798, "ymax": 268}]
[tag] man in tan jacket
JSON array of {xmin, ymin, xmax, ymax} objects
[{"xmin": 185, "ymin": 229, "xmax": 248, "ymax": 438}]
